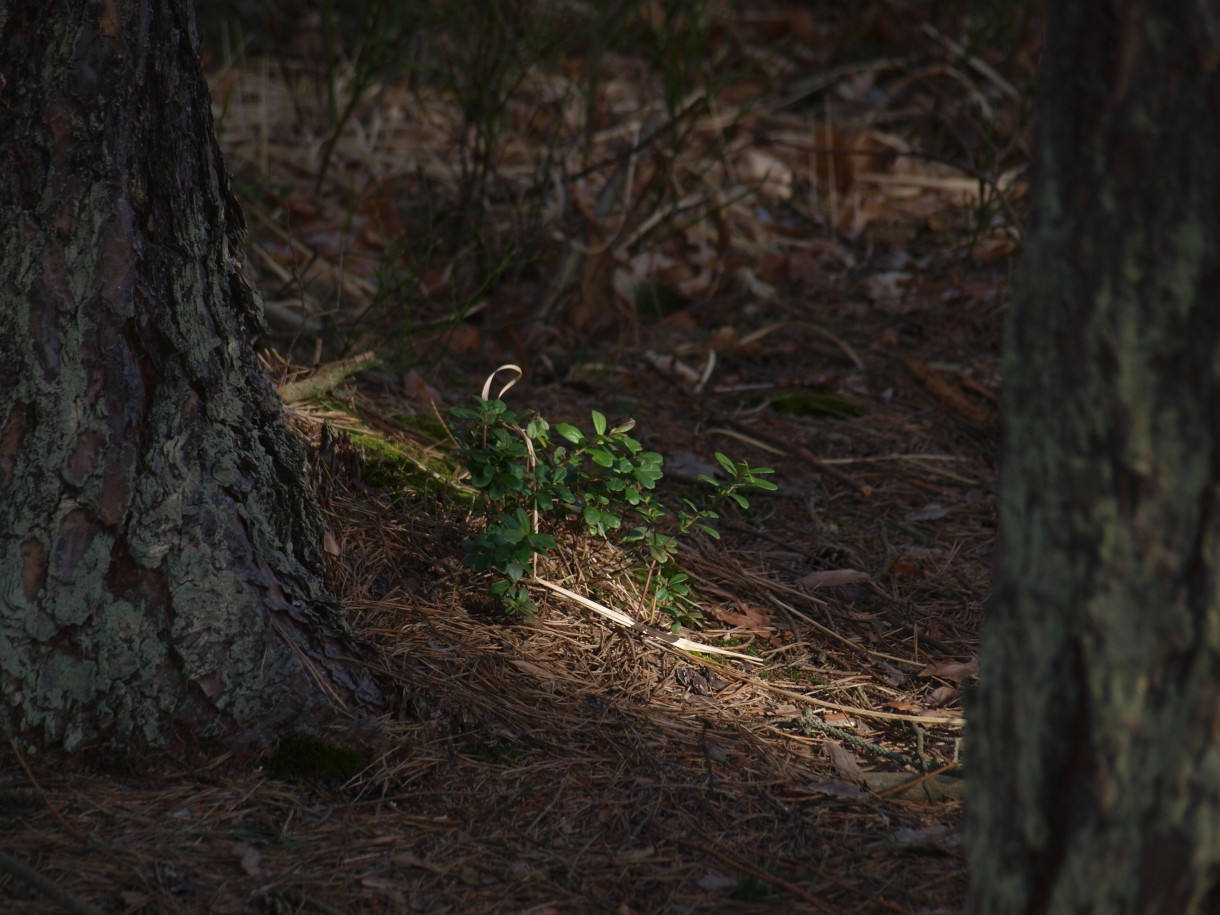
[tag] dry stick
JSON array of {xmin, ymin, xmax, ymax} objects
[
  {"xmin": 561, "ymin": 95, "xmax": 709, "ymax": 185},
  {"xmin": 279, "ymin": 352, "xmax": 379, "ymax": 403},
  {"xmin": 533, "ymin": 577, "xmax": 762, "ymax": 664},
  {"xmin": 0, "ymin": 851, "xmax": 106, "ymax": 915}
]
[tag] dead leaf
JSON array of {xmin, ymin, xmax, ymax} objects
[
  {"xmin": 707, "ymin": 324, "xmax": 762, "ymax": 357},
  {"xmin": 823, "ymin": 712, "xmax": 857, "ymax": 727},
  {"xmin": 865, "ymin": 271, "xmax": 911, "ymax": 304},
  {"xmin": 323, "ymin": 529, "xmax": 341, "ymax": 557},
  {"xmin": 927, "ymin": 686, "xmax": 958, "ymax": 706},
  {"xmin": 786, "ymin": 247, "xmax": 821, "ymax": 288},
  {"xmin": 445, "ymin": 324, "xmax": 483, "ymax": 355},
  {"xmin": 359, "ymin": 193, "xmax": 405, "ymax": 249},
  {"xmin": 906, "ymin": 358, "xmax": 996, "ymax": 427},
  {"xmin": 710, "ymin": 602, "xmax": 773, "ymax": 632},
  {"xmin": 797, "ymin": 569, "xmax": 871, "ymax": 588},
  {"xmin": 737, "ymin": 148, "xmax": 794, "ymax": 200},
  {"xmin": 402, "ymin": 368, "xmax": 444, "ymax": 406},
  {"xmin": 696, "ymin": 871, "xmax": 738, "ymax": 892},
  {"xmin": 878, "ymin": 661, "xmax": 909, "ymax": 687},
  {"xmin": 233, "ymin": 843, "xmax": 261, "ymax": 876},
  {"xmin": 918, "ymin": 657, "xmax": 979, "ymax": 683},
  {"xmin": 193, "ymin": 671, "xmax": 224, "ymax": 701},
  {"xmin": 736, "ymin": 266, "xmax": 778, "ymax": 302},
  {"xmin": 824, "ymin": 740, "xmax": 865, "ymax": 783},
  {"xmin": 667, "ymin": 450, "xmax": 724, "ymax": 483}
]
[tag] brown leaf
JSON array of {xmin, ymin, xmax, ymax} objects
[
  {"xmin": 906, "ymin": 358, "xmax": 996, "ymax": 427},
  {"xmin": 446, "ymin": 325, "xmax": 482, "ymax": 355},
  {"xmin": 918, "ymin": 657, "xmax": 979, "ymax": 683},
  {"xmin": 927, "ymin": 685, "xmax": 958, "ymax": 706},
  {"xmin": 233, "ymin": 843, "xmax": 261, "ymax": 876},
  {"xmin": 824, "ymin": 740, "xmax": 865, "ymax": 783},
  {"xmin": 323, "ymin": 529, "xmax": 341, "ymax": 557},
  {"xmin": 402, "ymin": 368, "xmax": 444, "ymax": 406},
  {"xmin": 710, "ymin": 602, "xmax": 773, "ymax": 632},
  {"xmin": 737, "ymin": 148, "xmax": 794, "ymax": 200}
]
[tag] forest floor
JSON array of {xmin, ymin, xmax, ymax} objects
[{"xmin": 2, "ymin": 3, "xmax": 1035, "ymax": 913}]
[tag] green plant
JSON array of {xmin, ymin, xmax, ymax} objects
[
  {"xmin": 450, "ymin": 394, "xmax": 776, "ymax": 622},
  {"xmin": 265, "ymin": 734, "xmax": 366, "ymax": 780}
]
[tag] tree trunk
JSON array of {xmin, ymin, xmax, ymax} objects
[
  {"xmin": 0, "ymin": 1, "xmax": 381, "ymax": 755},
  {"xmin": 968, "ymin": 2, "xmax": 1220, "ymax": 912}
]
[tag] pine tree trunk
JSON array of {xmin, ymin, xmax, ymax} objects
[
  {"xmin": 0, "ymin": 1, "xmax": 381, "ymax": 754},
  {"xmin": 967, "ymin": 2, "xmax": 1220, "ymax": 912}
]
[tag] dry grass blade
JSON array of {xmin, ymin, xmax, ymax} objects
[{"xmin": 533, "ymin": 576, "xmax": 763, "ymax": 663}]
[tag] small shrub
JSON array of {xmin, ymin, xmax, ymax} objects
[{"xmin": 450, "ymin": 395, "xmax": 776, "ymax": 623}]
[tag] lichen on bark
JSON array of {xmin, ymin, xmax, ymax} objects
[
  {"xmin": 0, "ymin": 0, "xmax": 380, "ymax": 755},
  {"xmin": 967, "ymin": 2, "xmax": 1220, "ymax": 912}
]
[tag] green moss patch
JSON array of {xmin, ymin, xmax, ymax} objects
[{"xmin": 265, "ymin": 734, "xmax": 366, "ymax": 780}]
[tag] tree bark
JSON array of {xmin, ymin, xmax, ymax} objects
[
  {"xmin": 0, "ymin": 1, "xmax": 381, "ymax": 755},
  {"xmin": 968, "ymin": 2, "xmax": 1220, "ymax": 912}
]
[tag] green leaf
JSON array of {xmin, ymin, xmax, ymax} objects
[
  {"xmin": 591, "ymin": 410, "xmax": 607, "ymax": 436},
  {"xmin": 554, "ymin": 423, "xmax": 585, "ymax": 445},
  {"xmin": 589, "ymin": 448, "xmax": 614, "ymax": 468},
  {"xmin": 528, "ymin": 532, "xmax": 556, "ymax": 551},
  {"xmin": 617, "ymin": 434, "xmax": 643, "ymax": 454},
  {"xmin": 583, "ymin": 505, "xmax": 622, "ymax": 536},
  {"xmin": 633, "ymin": 465, "xmax": 663, "ymax": 487},
  {"xmin": 715, "ymin": 452, "xmax": 738, "ymax": 476}
]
